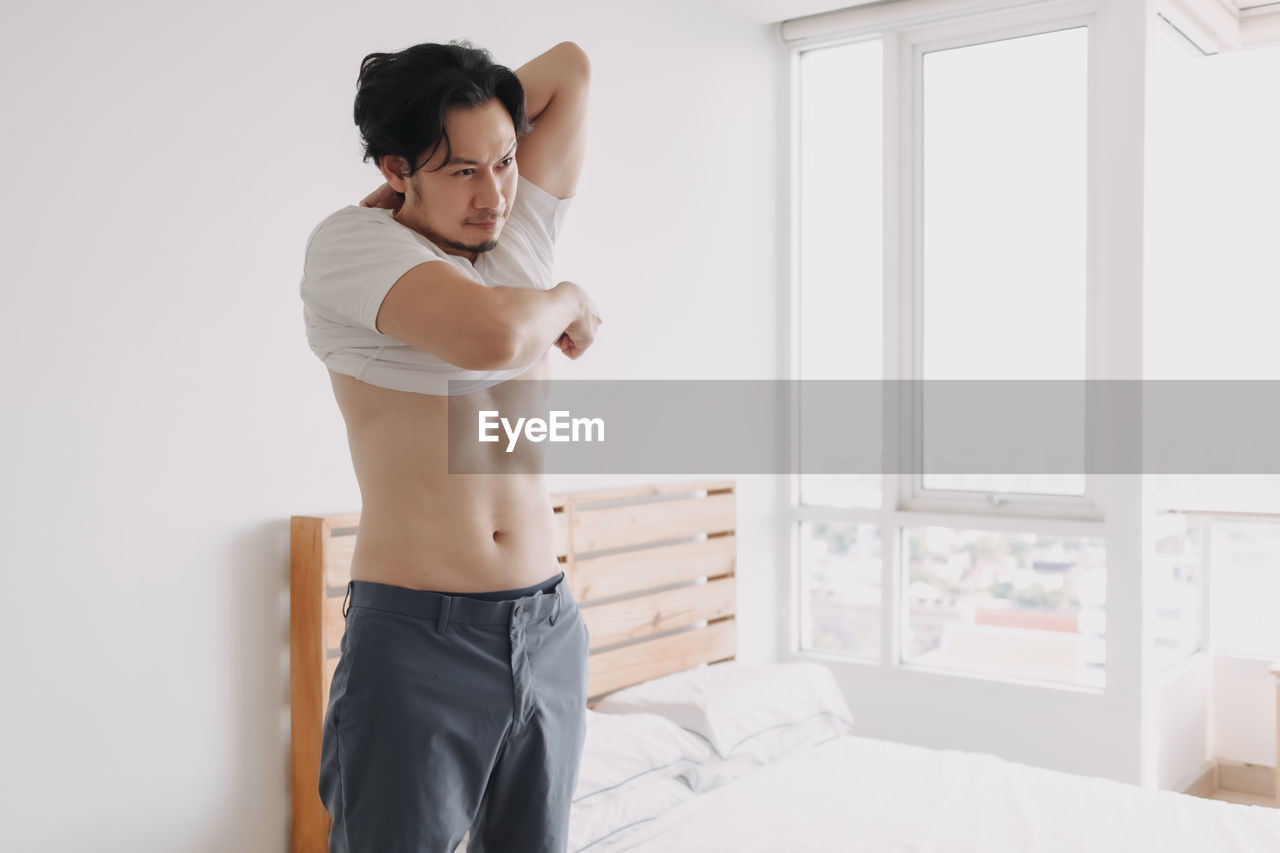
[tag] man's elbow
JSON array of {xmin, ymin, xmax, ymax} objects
[
  {"xmin": 554, "ymin": 41, "xmax": 590, "ymax": 79},
  {"xmin": 479, "ymin": 319, "xmax": 524, "ymax": 372}
]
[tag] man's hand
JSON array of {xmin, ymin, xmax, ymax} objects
[
  {"xmin": 360, "ymin": 182, "xmax": 402, "ymax": 211},
  {"xmin": 553, "ymin": 281, "xmax": 602, "ymax": 360}
]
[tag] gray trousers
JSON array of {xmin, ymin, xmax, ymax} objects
[{"xmin": 318, "ymin": 570, "xmax": 589, "ymax": 853}]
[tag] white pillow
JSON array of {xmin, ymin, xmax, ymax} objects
[
  {"xmin": 572, "ymin": 709, "xmax": 712, "ymax": 805},
  {"xmin": 592, "ymin": 661, "xmax": 855, "ymax": 760},
  {"xmin": 568, "ymin": 775, "xmax": 694, "ymax": 853},
  {"xmin": 680, "ymin": 712, "xmax": 852, "ymax": 793}
]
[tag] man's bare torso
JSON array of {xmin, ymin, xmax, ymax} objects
[{"xmin": 328, "ymin": 350, "xmax": 558, "ymax": 592}]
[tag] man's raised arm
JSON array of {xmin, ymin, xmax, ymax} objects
[{"xmin": 513, "ymin": 42, "xmax": 590, "ymax": 201}]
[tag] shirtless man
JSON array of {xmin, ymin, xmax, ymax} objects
[{"xmin": 299, "ymin": 40, "xmax": 600, "ymax": 853}]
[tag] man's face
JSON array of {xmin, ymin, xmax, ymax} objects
[{"xmin": 382, "ymin": 98, "xmax": 519, "ymax": 261}]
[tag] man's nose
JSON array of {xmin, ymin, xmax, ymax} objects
[{"xmin": 474, "ymin": 172, "xmax": 504, "ymax": 213}]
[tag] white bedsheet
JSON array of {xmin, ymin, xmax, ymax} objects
[{"xmin": 585, "ymin": 734, "xmax": 1280, "ymax": 852}]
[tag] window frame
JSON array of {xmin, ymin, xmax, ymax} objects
[
  {"xmin": 897, "ymin": 10, "xmax": 1103, "ymax": 519},
  {"xmin": 786, "ymin": 0, "xmax": 1116, "ymax": 692}
]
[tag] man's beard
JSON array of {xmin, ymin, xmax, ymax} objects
[{"xmin": 442, "ymin": 236, "xmax": 500, "ymax": 255}]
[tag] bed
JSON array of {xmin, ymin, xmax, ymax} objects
[{"xmin": 289, "ymin": 479, "xmax": 1280, "ymax": 853}]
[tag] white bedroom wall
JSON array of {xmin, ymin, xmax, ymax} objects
[
  {"xmin": 1213, "ymin": 656, "xmax": 1279, "ymax": 769},
  {"xmin": 0, "ymin": 2, "xmax": 787, "ymax": 851},
  {"xmin": 1155, "ymin": 653, "xmax": 1213, "ymax": 791}
]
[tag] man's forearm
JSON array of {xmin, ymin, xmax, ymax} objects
[{"xmin": 489, "ymin": 283, "xmax": 585, "ymax": 369}]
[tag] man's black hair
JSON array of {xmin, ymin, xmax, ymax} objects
[{"xmin": 354, "ymin": 39, "xmax": 532, "ymax": 187}]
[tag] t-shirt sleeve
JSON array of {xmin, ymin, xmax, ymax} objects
[
  {"xmin": 300, "ymin": 208, "xmax": 442, "ymax": 334},
  {"xmin": 478, "ymin": 175, "xmax": 573, "ymax": 291},
  {"xmin": 513, "ymin": 174, "xmax": 572, "ymax": 248}
]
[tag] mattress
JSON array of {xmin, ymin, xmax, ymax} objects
[{"xmin": 585, "ymin": 733, "xmax": 1280, "ymax": 852}]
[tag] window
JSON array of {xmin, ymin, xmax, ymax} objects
[
  {"xmin": 915, "ymin": 25, "xmax": 1091, "ymax": 508},
  {"xmin": 1150, "ymin": 513, "xmax": 1205, "ymax": 672},
  {"xmin": 791, "ymin": 9, "xmax": 1107, "ymax": 691},
  {"xmin": 796, "ymin": 37, "xmax": 884, "ymax": 512},
  {"xmin": 902, "ymin": 526, "xmax": 1106, "ymax": 688},
  {"xmin": 798, "ymin": 520, "xmax": 881, "ymax": 658},
  {"xmin": 1209, "ymin": 519, "xmax": 1280, "ymax": 657}
]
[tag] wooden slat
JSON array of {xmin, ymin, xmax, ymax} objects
[
  {"xmin": 289, "ymin": 516, "xmax": 331, "ymax": 853},
  {"xmin": 322, "ymin": 593, "xmax": 347, "ymax": 653},
  {"xmin": 572, "ymin": 537, "xmax": 735, "ymax": 602},
  {"xmin": 586, "ymin": 619, "xmax": 737, "ymax": 701},
  {"xmin": 309, "ymin": 511, "xmax": 361, "ymax": 530},
  {"xmin": 580, "ymin": 577, "xmax": 737, "ymax": 649},
  {"xmin": 324, "ymin": 534, "xmax": 356, "ymax": 588},
  {"xmin": 551, "ymin": 479, "xmax": 734, "ymax": 506},
  {"xmin": 561, "ymin": 494, "xmax": 578, "ymax": 591},
  {"xmin": 572, "ymin": 491, "xmax": 736, "ymax": 553},
  {"xmin": 553, "ymin": 506, "xmax": 570, "ymax": 558}
]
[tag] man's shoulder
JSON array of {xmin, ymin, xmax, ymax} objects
[
  {"xmin": 310, "ymin": 204, "xmax": 394, "ymax": 238},
  {"xmin": 305, "ymin": 205, "xmax": 427, "ymax": 261}
]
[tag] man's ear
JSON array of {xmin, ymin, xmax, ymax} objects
[{"xmin": 378, "ymin": 155, "xmax": 411, "ymax": 195}]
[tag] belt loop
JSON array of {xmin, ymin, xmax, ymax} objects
[
  {"xmin": 342, "ymin": 580, "xmax": 353, "ymax": 618},
  {"xmin": 551, "ymin": 589, "xmax": 562, "ymax": 625},
  {"xmin": 437, "ymin": 596, "xmax": 452, "ymax": 634}
]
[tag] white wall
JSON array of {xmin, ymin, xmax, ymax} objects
[
  {"xmin": 1144, "ymin": 1, "xmax": 1280, "ymax": 517},
  {"xmin": 1156, "ymin": 653, "xmax": 1213, "ymax": 791},
  {"xmin": 1213, "ymin": 655, "xmax": 1279, "ymax": 768},
  {"xmin": 0, "ymin": 2, "xmax": 787, "ymax": 850}
]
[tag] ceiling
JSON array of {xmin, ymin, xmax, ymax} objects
[{"xmin": 708, "ymin": 0, "xmax": 1280, "ymax": 53}]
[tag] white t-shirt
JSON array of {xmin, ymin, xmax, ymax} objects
[{"xmin": 299, "ymin": 174, "xmax": 572, "ymax": 395}]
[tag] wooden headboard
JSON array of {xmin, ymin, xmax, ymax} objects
[{"xmin": 288, "ymin": 479, "xmax": 737, "ymax": 853}]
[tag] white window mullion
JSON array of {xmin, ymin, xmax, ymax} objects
[{"xmin": 884, "ymin": 26, "xmax": 908, "ymax": 671}]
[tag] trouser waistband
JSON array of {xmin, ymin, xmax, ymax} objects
[
  {"xmin": 344, "ymin": 571, "xmax": 567, "ymax": 628},
  {"xmin": 446, "ymin": 571, "xmax": 565, "ymax": 602}
]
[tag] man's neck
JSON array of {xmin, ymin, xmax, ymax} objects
[{"xmin": 391, "ymin": 209, "xmax": 477, "ymax": 264}]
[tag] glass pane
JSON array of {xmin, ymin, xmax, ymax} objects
[
  {"xmin": 919, "ymin": 27, "xmax": 1089, "ymax": 497},
  {"xmin": 797, "ymin": 38, "xmax": 883, "ymax": 508},
  {"xmin": 903, "ymin": 526, "xmax": 1106, "ymax": 688},
  {"xmin": 799, "ymin": 521, "xmax": 881, "ymax": 658},
  {"xmin": 1209, "ymin": 520, "xmax": 1280, "ymax": 656},
  {"xmin": 1151, "ymin": 513, "xmax": 1205, "ymax": 672},
  {"xmin": 800, "ymin": 475, "xmax": 881, "ymax": 510}
]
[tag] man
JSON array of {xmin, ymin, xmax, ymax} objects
[{"xmin": 298, "ymin": 39, "xmax": 601, "ymax": 853}]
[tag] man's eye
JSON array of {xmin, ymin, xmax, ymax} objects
[{"xmin": 457, "ymin": 158, "xmax": 513, "ymax": 176}]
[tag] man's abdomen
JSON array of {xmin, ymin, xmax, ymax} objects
[{"xmin": 349, "ymin": 474, "xmax": 561, "ymax": 593}]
